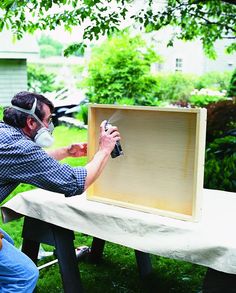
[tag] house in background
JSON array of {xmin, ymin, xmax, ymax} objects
[
  {"xmin": 203, "ymin": 39, "xmax": 236, "ymax": 73},
  {"xmin": 147, "ymin": 27, "xmax": 236, "ymax": 75},
  {"xmin": 0, "ymin": 30, "xmax": 39, "ymax": 106}
]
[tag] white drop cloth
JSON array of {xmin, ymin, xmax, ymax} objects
[{"xmin": 1, "ymin": 188, "xmax": 236, "ymax": 274}]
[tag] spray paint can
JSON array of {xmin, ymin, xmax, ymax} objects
[{"xmin": 105, "ymin": 121, "xmax": 124, "ymax": 158}]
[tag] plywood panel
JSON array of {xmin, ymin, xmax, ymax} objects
[{"xmin": 87, "ymin": 105, "xmax": 207, "ymax": 221}]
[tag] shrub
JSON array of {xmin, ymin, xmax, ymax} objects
[
  {"xmin": 115, "ymin": 97, "xmax": 167, "ymax": 107},
  {"xmin": 115, "ymin": 98, "xmax": 136, "ymax": 105},
  {"xmin": 38, "ymin": 35, "xmax": 63, "ymax": 58},
  {"xmin": 153, "ymin": 73, "xmax": 196, "ymax": 103},
  {"xmin": 189, "ymin": 94, "xmax": 226, "ymax": 107},
  {"xmin": 0, "ymin": 107, "xmax": 3, "ymax": 120},
  {"xmin": 80, "ymin": 104, "xmax": 88, "ymax": 125},
  {"xmin": 206, "ymin": 100, "xmax": 236, "ymax": 143},
  {"xmin": 204, "ymin": 136, "xmax": 236, "ymax": 192},
  {"xmin": 27, "ymin": 64, "xmax": 64, "ymax": 93},
  {"xmin": 189, "ymin": 88, "xmax": 227, "ymax": 107},
  {"xmin": 40, "ymin": 44, "xmax": 58, "ymax": 58},
  {"xmin": 74, "ymin": 104, "xmax": 88, "ymax": 125},
  {"xmin": 194, "ymin": 71, "xmax": 232, "ymax": 91},
  {"xmin": 227, "ymin": 68, "xmax": 236, "ymax": 98},
  {"xmin": 201, "ymin": 99, "xmax": 236, "ymax": 192},
  {"xmin": 83, "ymin": 30, "xmax": 162, "ymax": 105}
]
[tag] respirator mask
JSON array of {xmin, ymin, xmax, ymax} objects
[{"xmin": 12, "ymin": 98, "xmax": 54, "ymax": 148}]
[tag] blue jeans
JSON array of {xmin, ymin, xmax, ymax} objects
[{"xmin": 0, "ymin": 228, "xmax": 39, "ymax": 292}]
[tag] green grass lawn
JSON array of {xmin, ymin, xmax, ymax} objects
[{"xmin": 0, "ymin": 125, "xmax": 206, "ymax": 292}]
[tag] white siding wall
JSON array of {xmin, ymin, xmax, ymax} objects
[
  {"xmin": 0, "ymin": 59, "xmax": 27, "ymax": 106},
  {"xmin": 145, "ymin": 28, "xmax": 205, "ymax": 75},
  {"xmin": 203, "ymin": 40, "xmax": 236, "ymax": 73},
  {"xmin": 158, "ymin": 39, "xmax": 204, "ymax": 75}
]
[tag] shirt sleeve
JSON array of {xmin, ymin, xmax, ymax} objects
[{"xmin": 4, "ymin": 139, "xmax": 87, "ymax": 197}]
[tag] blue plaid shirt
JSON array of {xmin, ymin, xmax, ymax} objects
[{"xmin": 0, "ymin": 122, "xmax": 87, "ymax": 203}]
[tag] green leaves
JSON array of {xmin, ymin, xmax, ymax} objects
[
  {"xmin": 84, "ymin": 31, "xmax": 161, "ymax": 105},
  {"xmin": 140, "ymin": 0, "xmax": 236, "ymax": 57},
  {"xmin": 38, "ymin": 34, "xmax": 64, "ymax": 58},
  {"xmin": 0, "ymin": 107, "xmax": 3, "ymax": 121},
  {"xmin": 0, "ymin": 0, "xmax": 235, "ymax": 57},
  {"xmin": 64, "ymin": 42, "xmax": 86, "ymax": 56},
  {"xmin": 27, "ymin": 64, "xmax": 64, "ymax": 93},
  {"xmin": 227, "ymin": 68, "xmax": 236, "ymax": 97},
  {"xmin": 204, "ymin": 136, "xmax": 236, "ymax": 191},
  {"xmin": 0, "ymin": 0, "xmax": 15, "ymax": 10}
]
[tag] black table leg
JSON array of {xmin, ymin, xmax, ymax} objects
[
  {"xmin": 53, "ymin": 225, "xmax": 83, "ymax": 293},
  {"xmin": 203, "ymin": 268, "xmax": 236, "ymax": 293},
  {"xmin": 21, "ymin": 217, "xmax": 83, "ymax": 293},
  {"xmin": 89, "ymin": 237, "xmax": 105, "ymax": 263},
  {"xmin": 21, "ymin": 217, "xmax": 153, "ymax": 291},
  {"xmin": 135, "ymin": 250, "xmax": 152, "ymax": 278},
  {"xmin": 22, "ymin": 238, "xmax": 40, "ymax": 265}
]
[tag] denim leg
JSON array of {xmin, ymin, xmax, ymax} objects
[{"xmin": 0, "ymin": 230, "xmax": 39, "ymax": 293}]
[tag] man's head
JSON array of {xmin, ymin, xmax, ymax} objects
[
  {"xmin": 3, "ymin": 91, "xmax": 55, "ymax": 146},
  {"xmin": 4, "ymin": 91, "xmax": 54, "ymax": 128}
]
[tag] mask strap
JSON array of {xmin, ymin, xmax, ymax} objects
[{"xmin": 12, "ymin": 98, "xmax": 45, "ymax": 128}]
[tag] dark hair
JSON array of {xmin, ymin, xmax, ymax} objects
[{"xmin": 3, "ymin": 91, "xmax": 54, "ymax": 128}]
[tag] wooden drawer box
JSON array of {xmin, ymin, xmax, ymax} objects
[{"xmin": 87, "ymin": 104, "xmax": 207, "ymax": 221}]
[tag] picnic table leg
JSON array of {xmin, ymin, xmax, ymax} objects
[
  {"xmin": 21, "ymin": 217, "xmax": 41, "ymax": 264},
  {"xmin": 52, "ymin": 225, "xmax": 83, "ymax": 293},
  {"xmin": 22, "ymin": 238, "xmax": 40, "ymax": 265},
  {"xmin": 202, "ymin": 268, "xmax": 236, "ymax": 292},
  {"xmin": 21, "ymin": 217, "xmax": 83, "ymax": 293},
  {"xmin": 89, "ymin": 237, "xmax": 105, "ymax": 263},
  {"xmin": 135, "ymin": 250, "xmax": 152, "ymax": 278}
]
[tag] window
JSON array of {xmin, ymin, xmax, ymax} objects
[{"xmin": 175, "ymin": 58, "xmax": 183, "ymax": 72}]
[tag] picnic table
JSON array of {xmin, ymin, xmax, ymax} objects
[{"xmin": 2, "ymin": 188, "xmax": 236, "ymax": 292}]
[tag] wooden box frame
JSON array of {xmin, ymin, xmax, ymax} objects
[{"xmin": 87, "ymin": 104, "xmax": 207, "ymax": 221}]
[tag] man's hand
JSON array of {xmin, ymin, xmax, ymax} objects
[
  {"xmin": 84, "ymin": 120, "xmax": 121, "ymax": 190},
  {"xmin": 99, "ymin": 121, "xmax": 121, "ymax": 155},
  {"xmin": 67, "ymin": 143, "xmax": 87, "ymax": 157},
  {"xmin": 47, "ymin": 143, "xmax": 87, "ymax": 160}
]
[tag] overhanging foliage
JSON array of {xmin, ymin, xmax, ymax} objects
[{"xmin": 0, "ymin": 0, "xmax": 235, "ymax": 57}]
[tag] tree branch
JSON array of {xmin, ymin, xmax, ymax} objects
[{"xmin": 187, "ymin": 9, "xmax": 236, "ymax": 34}]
